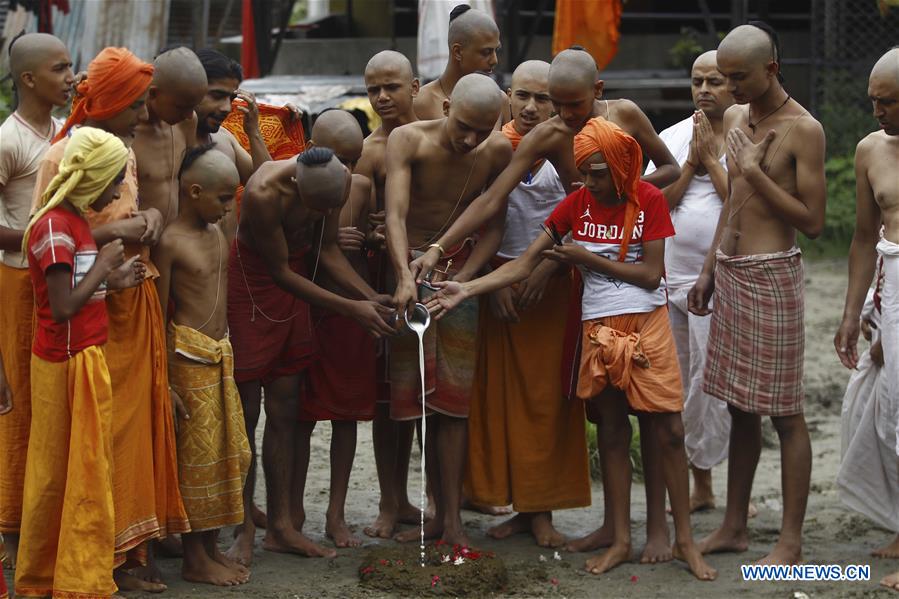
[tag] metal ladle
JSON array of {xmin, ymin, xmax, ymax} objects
[{"xmin": 404, "ymin": 302, "xmax": 431, "ymax": 334}]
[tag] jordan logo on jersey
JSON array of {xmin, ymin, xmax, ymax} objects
[{"xmin": 580, "ymin": 207, "xmax": 592, "ymax": 220}]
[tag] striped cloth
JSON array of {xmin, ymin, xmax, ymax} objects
[{"xmin": 703, "ymin": 247, "xmax": 805, "ymax": 416}]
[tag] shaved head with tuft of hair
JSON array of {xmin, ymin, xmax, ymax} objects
[
  {"xmin": 447, "ymin": 7, "xmax": 499, "ymax": 48},
  {"xmin": 295, "ymin": 148, "xmax": 351, "ymax": 210},
  {"xmin": 450, "ymin": 72, "xmax": 505, "ymax": 117},
  {"xmin": 9, "ymin": 33, "xmax": 68, "ymax": 80},
  {"xmin": 365, "ymin": 50, "xmax": 414, "ymax": 82},
  {"xmin": 181, "ymin": 147, "xmax": 239, "ymax": 191},
  {"xmin": 549, "ymin": 48, "xmax": 598, "ymax": 90}
]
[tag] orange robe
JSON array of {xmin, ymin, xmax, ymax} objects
[
  {"xmin": 15, "ymin": 346, "xmax": 116, "ymax": 599},
  {"xmin": 466, "ymin": 268, "xmax": 590, "ymax": 511},
  {"xmin": 32, "ymin": 139, "xmax": 189, "ymax": 565},
  {"xmin": 0, "ymin": 264, "xmax": 34, "ymax": 533}
]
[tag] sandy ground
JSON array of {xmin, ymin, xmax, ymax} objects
[{"xmin": 6, "ymin": 258, "xmax": 897, "ymax": 598}]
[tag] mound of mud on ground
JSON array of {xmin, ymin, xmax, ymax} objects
[{"xmin": 359, "ymin": 541, "xmax": 508, "ymax": 596}]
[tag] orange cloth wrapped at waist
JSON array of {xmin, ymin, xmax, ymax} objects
[
  {"xmin": 15, "ymin": 346, "xmax": 116, "ymax": 598},
  {"xmin": 0, "ymin": 264, "xmax": 34, "ymax": 534},
  {"xmin": 577, "ymin": 305, "xmax": 683, "ymax": 413}
]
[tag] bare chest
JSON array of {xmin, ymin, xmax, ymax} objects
[{"xmin": 867, "ymin": 148, "xmax": 899, "ymax": 214}]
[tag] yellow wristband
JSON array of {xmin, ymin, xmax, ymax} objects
[{"xmin": 428, "ymin": 243, "xmax": 445, "ymax": 256}]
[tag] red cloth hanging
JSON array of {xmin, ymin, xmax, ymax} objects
[{"xmin": 241, "ymin": 0, "xmax": 260, "ymax": 79}]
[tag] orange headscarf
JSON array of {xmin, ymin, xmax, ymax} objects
[
  {"xmin": 572, "ymin": 117, "xmax": 642, "ymax": 261},
  {"xmin": 54, "ymin": 47, "xmax": 154, "ymax": 143}
]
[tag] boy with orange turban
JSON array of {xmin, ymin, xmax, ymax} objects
[
  {"xmin": 427, "ymin": 118, "xmax": 716, "ymax": 581},
  {"xmin": 33, "ymin": 46, "xmax": 189, "ymax": 593}
]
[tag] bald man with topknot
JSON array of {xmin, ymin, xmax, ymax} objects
[
  {"xmin": 688, "ymin": 23, "xmax": 826, "ymax": 566},
  {"xmin": 225, "ymin": 142, "xmax": 394, "ymax": 566},
  {"xmin": 410, "ymin": 47, "xmax": 680, "ymax": 280},
  {"xmin": 133, "ymin": 46, "xmax": 207, "ymax": 228},
  {"xmin": 413, "ymin": 5, "xmax": 501, "ymax": 120},
  {"xmin": 836, "ymin": 47, "xmax": 899, "ymax": 591},
  {"xmin": 0, "ymin": 31, "xmax": 72, "ymax": 568},
  {"xmin": 386, "ymin": 73, "xmax": 512, "ymax": 546}
]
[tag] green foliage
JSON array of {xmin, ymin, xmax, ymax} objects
[
  {"xmin": 668, "ymin": 28, "xmax": 704, "ymax": 71},
  {"xmin": 798, "ymin": 153, "xmax": 857, "ymax": 257},
  {"xmin": 585, "ymin": 416, "xmax": 643, "ymax": 483},
  {"xmin": 0, "ymin": 80, "xmax": 13, "ymax": 122}
]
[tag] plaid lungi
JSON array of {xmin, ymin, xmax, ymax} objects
[{"xmin": 703, "ymin": 247, "xmax": 804, "ymax": 416}]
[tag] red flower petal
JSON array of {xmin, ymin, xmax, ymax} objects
[{"xmin": 630, "ymin": 575, "xmax": 638, "ymax": 583}]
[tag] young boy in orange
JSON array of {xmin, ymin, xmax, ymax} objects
[
  {"xmin": 427, "ymin": 118, "xmax": 716, "ymax": 581},
  {"xmin": 13, "ymin": 126, "xmax": 145, "ymax": 598}
]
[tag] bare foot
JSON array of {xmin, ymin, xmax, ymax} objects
[
  {"xmin": 531, "ymin": 513, "xmax": 566, "ymax": 548},
  {"xmin": 397, "ymin": 501, "xmax": 426, "ymax": 525},
  {"xmin": 640, "ymin": 529, "xmax": 673, "ymax": 564},
  {"xmin": 487, "ymin": 513, "xmax": 530, "ymax": 540},
  {"xmin": 696, "ymin": 526, "xmax": 749, "ymax": 555},
  {"xmin": 461, "ymin": 497, "xmax": 513, "ymax": 516},
  {"xmin": 748, "ymin": 502, "xmax": 758, "ymax": 519},
  {"xmin": 672, "ymin": 541, "xmax": 718, "ymax": 580},
  {"xmin": 365, "ymin": 510, "xmax": 399, "ymax": 539},
  {"xmin": 441, "ymin": 526, "xmax": 471, "ymax": 548},
  {"xmin": 157, "ymin": 535, "xmax": 183, "ymax": 558},
  {"xmin": 263, "ymin": 528, "xmax": 337, "ymax": 558},
  {"xmin": 754, "ymin": 542, "xmax": 801, "ymax": 566},
  {"xmin": 211, "ymin": 545, "xmax": 250, "ymax": 577},
  {"xmin": 1, "ymin": 534, "xmax": 17, "ymax": 568},
  {"xmin": 566, "ymin": 522, "xmax": 613, "ymax": 553},
  {"xmin": 880, "ymin": 571, "xmax": 899, "ymax": 591},
  {"xmin": 114, "ymin": 569, "xmax": 167, "ymax": 593},
  {"xmin": 225, "ymin": 528, "xmax": 255, "ymax": 567},
  {"xmin": 584, "ymin": 542, "xmax": 631, "ymax": 575},
  {"xmin": 394, "ymin": 518, "xmax": 443, "ymax": 543},
  {"xmin": 183, "ymin": 553, "xmax": 247, "ymax": 586},
  {"xmin": 326, "ymin": 516, "xmax": 363, "ymax": 548},
  {"xmin": 128, "ymin": 562, "xmax": 164, "ymax": 585},
  {"xmin": 873, "ymin": 535, "xmax": 899, "ymax": 558},
  {"xmin": 252, "ymin": 503, "xmax": 268, "ymax": 529}
]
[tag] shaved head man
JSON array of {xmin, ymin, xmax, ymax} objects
[
  {"xmin": 411, "ymin": 47, "xmax": 680, "ymax": 284},
  {"xmin": 386, "ymin": 73, "xmax": 512, "ymax": 545},
  {"xmin": 0, "ymin": 32, "xmax": 72, "ymax": 568},
  {"xmin": 225, "ymin": 140, "xmax": 394, "ymax": 565},
  {"xmin": 133, "ymin": 46, "xmax": 207, "ymax": 227},
  {"xmin": 309, "ymin": 110, "xmax": 365, "ymax": 171},
  {"xmin": 688, "ymin": 22, "xmax": 826, "ymax": 566},
  {"xmin": 355, "ymin": 49, "xmax": 424, "ymax": 540},
  {"xmin": 413, "ymin": 6, "xmax": 501, "ymax": 120},
  {"xmin": 836, "ymin": 47, "xmax": 899, "ymax": 592}
]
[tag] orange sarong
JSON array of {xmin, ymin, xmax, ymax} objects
[
  {"xmin": 466, "ymin": 272, "xmax": 591, "ymax": 512},
  {"xmin": 15, "ymin": 346, "xmax": 116, "ymax": 599},
  {"xmin": 0, "ymin": 264, "xmax": 34, "ymax": 533},
  {"xmin": 107, "ymin": 280, "xmax": 189, "ymax": 564},
  {"xmin": 578, "ymin": 306, "xmax": 683, "ymax": 413}
]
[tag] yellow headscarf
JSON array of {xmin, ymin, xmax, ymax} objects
[{"xmin": 23, "ymin": 127, "xmax": 128, "ymax": 253}]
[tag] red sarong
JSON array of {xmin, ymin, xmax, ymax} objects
[
  {"xmin": 226, "ymin": 239, "xmax": 317, "ymax": 384},
  {"xmin": 298, "ymin": 310, "xmax": 377, "ymax": 421}
]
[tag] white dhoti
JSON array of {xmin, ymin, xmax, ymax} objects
[
  {"xmin": 837, "ymin": 288, "xmax": 899, "ymax": 531},
  {"xmin": 879, "ymin": 238, "xmax": 899, "ymax": 456},
  {"xmin": 668, "ymin": 285, "xmax": 730, "ymax": 470}
]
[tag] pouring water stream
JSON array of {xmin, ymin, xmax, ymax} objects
[{"xmin": 404, "ymin": 303, "xmax": 431, "ymax": 567}]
